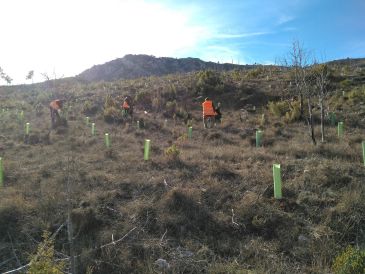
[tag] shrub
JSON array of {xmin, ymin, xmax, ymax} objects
[
  {"xmin": 196, "ymin": 70, "xmax": 224, "ymax": 95},
  {"xmin": 340, "ymin": 79, "xmax": 352, "ymax": 90},
  {"xmin": 246, "ymin": 67, "xmax": 264, "ymax": 79},
  {"xmin": 135, "ymin": 90, "xmax": 152, "ymax": 108},
  {"xmin": 165, "ymin": 100, "xmax": 177, "ymax": 114},
  {"xmin": 268, "ymin": 101, "xmax": 290, "ymax": 117},
  {"xmin": 268, "ymin": 100, "xmax": 301, "ymax": 123},
  {"xmin": 347, "ymin": 87, "xmax": 365, "ymax": 104},
  {"xmin": 103, "ymin": 106, "xmax": 123, "ymax": 123},
  {"xmin": 104, "ymin": 94, "xmax": 117, "ymax": 109},
  {"xmin": 284, "ymin": 101, "xmax": 301, "ymax": 123},
  {"xmin": 82, "ymin": 100, "xmax": 98, "ymax": 115},
  {"xmin": 332, "ymin": 245, "xmax": 365, "ymax": 274},
  {"xmin": 165, "ymin": 144, "xmax": 180, "ymax": 160},
  {"xmin": 28, "ymin": 231, "xmax": 66, "ymax": 274}
]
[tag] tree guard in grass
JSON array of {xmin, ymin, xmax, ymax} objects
[
  {"xmin": 338, "ymin": 122, "xmax": 344, "ymax": 138},
  {"xmin": 86, "ymin": 117, "xmax": 90, "ymax": 126},
  {"xmin": 105, "ymin": 133, "xmax": 110, "ymax": 148},
  {"xmin": 91, "ymin": 123, "xmax": 95, "ymax": 136},
  {"xmin": 256, "ymin": 130, "xmax": 263, "ymax": 147},
  {"xmin": 144, "ymin": 139, "xmax": 150, "ymax": 160},
  {"xmin": 362, "ymin": 141, "xmax": 365, "ymax": 166},
  {"xmin": 18, "ymin": 110, "xmax": 24, "ymax": 121},
  {"xmin": 188, "ymin": 127, "xmax": 192, "ymax": 139},
  {"xmin": 273, "ymin": 164, "xmax": 282, "ymax": 199},
  {"xmin": 329, "ymin": 112, "xmax": 336, "ymax": 126},
  {"xmin": 0, "ymin": 157, "xmax": 3, "ymax": 187},
  {"xmin": 137, "ymin": 120, "xmax": 140, "ymax": 129},
  {"xmin": 25, "ymin": 122, "xmax": 30, "ymax": 135}
]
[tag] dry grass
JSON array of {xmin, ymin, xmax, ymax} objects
[{"xmin": 0, "ymin": 74, "xmax": 365, "ymax": 273}]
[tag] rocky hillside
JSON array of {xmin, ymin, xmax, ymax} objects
[{"xmin": 77, "ymin": 54, "xmax": 253, "ymax": 82}]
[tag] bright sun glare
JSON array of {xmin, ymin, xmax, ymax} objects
[{"xmin": 1, "ymin": 0, "xmax": 207, "ymax": 84}]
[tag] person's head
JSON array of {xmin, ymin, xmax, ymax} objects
[
  {"xmin": 217, "ymin": 102, "xmax": 221, "ymax": 107},
  {"xmin": 205, "ymin": 97, "xmax": 210, "ymax": 101}
]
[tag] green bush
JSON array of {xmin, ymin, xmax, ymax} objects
[
  {"xmin": 196, "ymin": 70, "xmax": 224, "ymax": 95},
  {"xmin": 165, "ymin": 144, "xmax": 180, "ymax": 160},
  {"xmin": 332, "ymin": 245, "xmax": 365, "ymax": 274},
  {"xmin": 347, "ymin": 87, "xmax": 365, "ymax": 104},
  {"xmin": 28, "ymin": 231, "xmax": 65, "ymax": 274},
  {"xmin": 82, "ymin": 100, "xmax": 98, "ymax": 115},
  {"xmin": 134, "ymin": 90, "xmax": 152, "ymax": 107},
  {"xmin": 103, "ymin": 106, "xmax": 123, "ymax": 123},
  {"xmin": 268, "ymin": 100, "xmax": 301, "ymax": 123},
  {"xmin": 340, "ymin": 79, "xmax": 352, "ymax": 90},
  {"xmin": 246, "ymin": 67, "xmax": 264, "ymax": 79},
  {"xmin": 104, "ymin": 94, "xmax": 117, "ymax": 109},
  {"xmin": 268, "ymin": 101, "xmax": 290, "ymax": 117}
]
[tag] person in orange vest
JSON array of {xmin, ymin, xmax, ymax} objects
[
  {"xmin": 49, "ymin": 99, "xmax": 63, "ymax": 128},
  {"xmin": 202, "ymin": 97, "xmax": 216, "ymax": 128},
  {"xmin": 122, "ymin": 96, "xmax": 133, "ymax": 116}
]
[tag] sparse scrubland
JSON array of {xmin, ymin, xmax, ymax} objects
[{"xmin": 0, "ymin": 58, "xmax": 365, "ymax": 273}]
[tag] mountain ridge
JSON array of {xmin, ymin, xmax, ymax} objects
[{"xmin": 77, "ymin": 54, "xmax": 255, "ymax": 82}]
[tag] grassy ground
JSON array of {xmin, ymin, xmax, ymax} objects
[{"xmin": 0, "ymin": 72, "xmax": 364, "ymax": 273}]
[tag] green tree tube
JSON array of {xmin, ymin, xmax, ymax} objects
[
  {"xmin": 86, "ymin": 116, "xmax": 90, "ymax": 126},
  {"xmin": 105, "ymin": 133, "xmax": 110, "ymax": 148},
  {"xmin": 362, "ymin": 141, "xmax": 365, "ymax": 166},
  {"xmin": 144, "ymin": 139, "xmax": 151, "ymax": 160},
  {"xmin": 0, "ymin": 157, "xmax": 3, "ymax": 187},
  {"xmin": 188, "ymin": 126, "xmax": 192, "ymax": 139},
  {"xmin": 18, "ymin": 110, "xmax": 24, "ymax": 121},
  {"xmin": 338, "ymin": 122, "xmax": 344, "ymax": 138},
  {"xmin": 25, "ymin": 122, "xmax": 30, "ymax": 135},
  {"xmin": 329, "ymin": 112, "xmax": 336, "ymax": 126},
  {"xmin": 256, "ymin": 130, "xmax": 263, "ymax": 147},
  {"xmin": 137, "ymin": 120, "xmax": 140, "ymax": 129},
  {"xmin": 91, "ymin": 123, "xmax": 95, "ymax": 136},
  {"xmin": 273, "ymin": 164, "xmax": 282, "ymax": 199}
]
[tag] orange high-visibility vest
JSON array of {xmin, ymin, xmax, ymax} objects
[
  {"xmin": 122, "ymin": 101, "xmax": 130, "ymax": 109},
  {"xmin": 50, "ymin": 100, "xmax": 61, "ymax": 110},
  {"xmin": 202, "ymin": 100, "xmax": 215, "ymax": 117}
]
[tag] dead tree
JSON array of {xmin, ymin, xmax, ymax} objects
[
  {"xmin": 312, "ymin": 63, "xmax": 331, "ymax": 142},
  {"xmin": 287, "ymin": 40, "xmax": 311, "ymax": 120},
  {"xmin": 286, "ymin": 41, "xmax": 317, "ymax": 145}
]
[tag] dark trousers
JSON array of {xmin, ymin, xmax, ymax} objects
[{"xmin": 50, "ymin": 107, "xmax": 60, "ymax": 128}]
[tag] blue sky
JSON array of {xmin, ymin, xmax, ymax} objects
[
  {"xmin": 164, "ymin": 0, "xmax": 365, "ymax": 64},
  {"xmin": 1, "ymin": 0, "xmax": 364, "ymax": 84}
]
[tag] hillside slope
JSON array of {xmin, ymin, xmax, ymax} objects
[{"xmin": 0, "ymin": 62, "xmax": 364, "ymax": 273}]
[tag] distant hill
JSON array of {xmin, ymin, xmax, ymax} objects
[
  {"xmin": 327, "ymin": 57, "xmax": 365, "ymax": 67},
  {"xmin": 77, "ymin": 54, "xmax": 253, "ymax": 82}
]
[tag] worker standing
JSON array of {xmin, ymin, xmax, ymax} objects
[
  {"xmin": 122, "ymin": 96, "xmax": 133, "ymax": 117},
  {"xmin": 49, "ymin": 99, "xmax": 63, "ymax": 128},
  {"xmin": 202, "ymin": 97, "xmax": 216, "ymax": 128}
]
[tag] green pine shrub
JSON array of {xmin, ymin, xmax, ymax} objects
[{"xmin": 332, "ymin": 245, "xmax": 365, "ymax": 274}]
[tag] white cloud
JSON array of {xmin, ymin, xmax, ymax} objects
[
  {"xmin": 0, "ymin": 0, "xmax": 209, "ymax": 84},
  {"xmin": 277, "ymin": 15, "xmax": 295, "ymax": 25},
  {"xmin": 213, "ymin": 32, "xmax": 270, "ymax": 39}
]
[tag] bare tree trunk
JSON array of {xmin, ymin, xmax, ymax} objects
[
  {"xmin": 319, "ymin": 95, "xmax": 325, "ymax": 142},
  {"xmin": 306, "ymin": 98, "xmax": 317, "ymax": 145}
]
